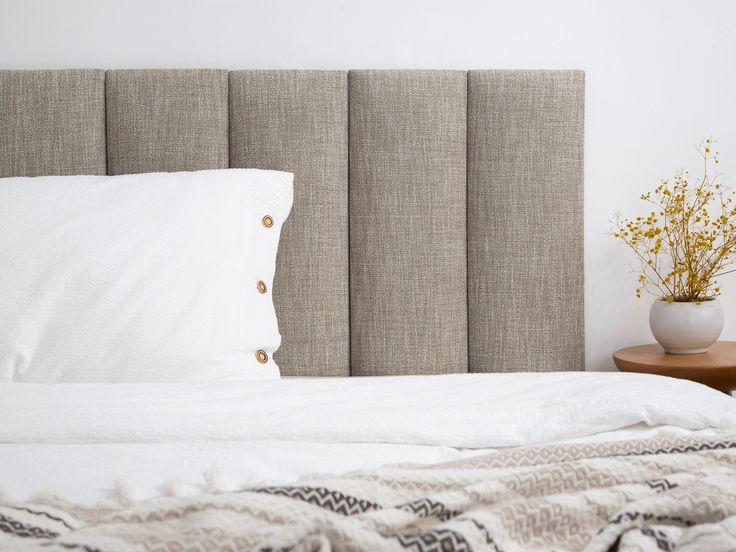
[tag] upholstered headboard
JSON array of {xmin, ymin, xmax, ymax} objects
[{"xmin": 0, "ymin": 69, "xmax": 585, "ymax": 377}]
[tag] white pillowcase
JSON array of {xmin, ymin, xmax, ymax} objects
[{"xmin": 0, "ymin": 169, "xmax": 293, "ymax": 383}]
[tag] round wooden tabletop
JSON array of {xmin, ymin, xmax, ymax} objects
[{"xmin": 613, "ymin": 341, "xmax": 736, "ymax": 394}]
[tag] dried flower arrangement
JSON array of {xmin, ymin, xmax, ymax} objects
[{"xmin": 612, "ymin": 139, "xmax": 734, "ymax": 303}]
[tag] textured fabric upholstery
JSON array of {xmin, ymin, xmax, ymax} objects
[
  {"xmin": 467, "ymin": 70, "xmax": 585, "ymax": 373},
  {"xmin": 348, "ymin": 70, "xmax": 468, "ymax": 376},
  {"xmin": 106, "ymin": 69, "xmax": 228, "ymax": 174},
  {"xmin": 0, "ymin": 68, "xmax": 585, "ymax": 376},
  {"xmin": 0, "ymin": 70, "xmax": 106, "ymax": 177},
  {"xmin": 230, "ymin": 71, "xmax": 349, "ymax": 377}
]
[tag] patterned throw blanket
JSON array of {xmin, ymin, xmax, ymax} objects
[{"xmin": 3, "ymin": 435, "xmax": 736, "ymax": 551}]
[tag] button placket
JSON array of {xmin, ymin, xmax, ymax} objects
[{"xmin": 255, "ymin": 214, "xmax": 273, "ymax": 366}]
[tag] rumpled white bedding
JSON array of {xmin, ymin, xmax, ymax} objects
[{"xmin": 2, "ymin": 372, "xmax": 734, "ymax": 504}]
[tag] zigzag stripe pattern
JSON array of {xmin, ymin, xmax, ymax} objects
[
  {"xmin": 254, "ymin": 486, "xmax": 382, "ymax": 515},
  {"xmin": 0, "ymin": 512, "xmax": 59, "ymax": 540},
  {"xmin": 451, "ymin": 436, "xmax": 736, "ymax": 471},
  {"xmin": 398, "ymin": 498, "xmax": 460, "ymax": 521},
  {"xmin": 607, "ymin": 511, "xmax": 696, "ymax": 529},
  {"xmin": 645, "ymin": 478, "xmax": 678, "ymax": 492},
  {"xmin": 394, "ymin": 528, "xmax": 472, "ymax": 552}
]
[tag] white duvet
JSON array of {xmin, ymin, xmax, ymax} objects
[{"xmin": 2, "ymin": 372, "xmax": 735, "ymax": 504}]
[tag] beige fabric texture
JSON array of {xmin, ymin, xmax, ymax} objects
[
  {"xmin": 3, "ymin": 434, "xmax": 736, "ymax": 551},
  {"xmin": 349, "ymin": 70, "xmax": 468, "ymax": 376},
  {"xmin": 105, "ymin": 69, "xmax": 229, "ymax": 175},
  {"xmin": 468, "ymin": 70, "xmax": 585, "ymax": 373},
  {"xmin": 0, "ymin": 69, "xmax": 585, "ymax": 377},
  {"xmin": 0, "ymin": 69, "xmax": 106, "ymax": 177},
  {"xmin": 230, "ymin": 71, "xmax": 350, "ymax": 377}
]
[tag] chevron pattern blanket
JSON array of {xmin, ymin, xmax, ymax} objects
[{"xmin": 2, "ymin": 435, "xmax": 736, "ymax": 551}]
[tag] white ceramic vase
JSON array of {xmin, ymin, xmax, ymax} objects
[{"xmin": 649, "ymin": 298, "xmax": 724, "ymax": 354}]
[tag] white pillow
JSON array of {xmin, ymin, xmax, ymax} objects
[{"xmin": 0, "ymin": 169, "xmax": 293, "ymax": 383}]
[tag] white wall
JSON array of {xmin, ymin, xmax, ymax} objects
[{"xmin": 1, "ymin": 0, "xmax": 735, "ymax": 371}]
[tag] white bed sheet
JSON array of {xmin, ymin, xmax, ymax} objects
[{"xmin": 2, "ymin": 372, "xmax": 734, "ymax": 504}]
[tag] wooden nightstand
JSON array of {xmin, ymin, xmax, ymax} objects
[{"xmin": 613, "ymin": 341, "xmax": 736, "ymax": 394}]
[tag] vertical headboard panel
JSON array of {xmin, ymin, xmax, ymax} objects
[
  {"xmin": 106, "ymin": 69, "xmax": 229, "ymax": 175},
  {"xmin": 0, "ymin": 68, "xmax": 585, "ymax": 376},
  {"xmin": 229, "ymin": 71, "xmax": 350, "ymax": 377},
  {"xmin": 0, "ymin": 69, "xmax": 106, "ymax": 177},
  {"xmin": 348, "ymin": 71, "xmax": 468, "ymax": 376},
  {"xmin": 467, "ymin": 70, "xmax": 585, "ymax": 373}
]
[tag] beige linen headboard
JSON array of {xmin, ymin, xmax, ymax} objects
[{"xmin": 0, "ymin": 69, "xmax": 585, "ymax": 377}]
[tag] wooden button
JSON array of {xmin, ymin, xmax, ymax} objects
[
  {"xmin": 257, "ymin": 280, "xmax": 267, "ymax": 294},
  {"xmin": 262, "ymin": 215, "xmax": 274, "ymax": 228},
  {"xmin": 256, "ymin": 350, "xmax": 268, "ymax": 364}
]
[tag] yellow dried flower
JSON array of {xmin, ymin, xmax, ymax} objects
[{"xmin": 611, "ymin": 138, "xmax": 734, "ymax": 302}]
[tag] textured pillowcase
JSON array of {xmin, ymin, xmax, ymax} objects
[{"xmin": 0, "ymin": 169, "xmax": 293, "ymax": 383}]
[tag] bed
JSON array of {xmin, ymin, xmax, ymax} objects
[{"xmin": 1, "ymin": 69, "xmax": 736, "ymax": 551}]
